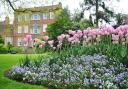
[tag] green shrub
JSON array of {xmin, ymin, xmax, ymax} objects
[
  {"xmin": 0, "ymin": 44, "xmax": 8, "ymax": 54},
  {"xmin": 10, "ymin": 47, "xmax": 23, "ymax": 54}
]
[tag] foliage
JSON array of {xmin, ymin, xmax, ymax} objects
[
  {"xmin": 34, "ymin": 25, "xmax": 128, "ymax": 66},
  {"xmin": 46, "ymin": 8, "xmax": 72, "ymax": 42},
  {"xmin": 0, "ymin": 43, "xmax": 23, "ymax": 54},
  {"xmin": 11, "ymin": 24, "xmax": 128, "ymax": 88},
  {"xmin": 115, "ymin": 13, "xmax": 126, "ymax": 26},
  {"xmin": 10, "ymin": 54, "xmax": 128, "ymax": 89},
  {"xmin": 80, "ymin": 0, "xmax": 119, "ymax": 26},
  {"xmin": 0, "ymin": 44, "xmax": 8, "ymax": 54},
  {"xmin": 10, "ymin": 47, "xmax": 23, "ymax": 54},
  {"xmin": 71, "ymin": 19, "xmax": 93, "ymax": 30},
  {"xmin": 0, "ymin": 35, "xmax": 4, "ymax": 44},
  {"xmin": 0, "ymin": 54, "xmax": 47, "ymax": 89}
]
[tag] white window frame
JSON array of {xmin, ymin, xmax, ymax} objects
[
  {"xmin": 24, "ymin": 26, "xmax": 28, "ymax": 33},
  {"xmin": 18, "ymin": 26, "xmax": 22, "ymax": 33},
  {"xmin": 43, "ymin": 13, "xmax": 49, "ymax": 19},
  {"xmin": 50, "ymin": 12, "xmax": 54, "ymax": 19},
  {"xmin": 5, "ymin": 37, "xmax": 13, "ymax": 45},
  {"xmin": 32, "ymin": 24, "xmax": 40, "ymax": 34},
  {"xmin": 24, "ymin": 14, "xmax": 28, "ymax": 21},
  {"xmin": 17, "ymin": 38, "xmax": 22, "ymax": 46},
  {"xmin": 18, "ymin": 15, "xmax": 22, "ymax": 22},
  {"xmin": 43, "ymin": 24, "xmax": 47, "ymax": 32},
  {"xmin": 31, "ymin": 14, "xmax": 40, "ymax": 20}
]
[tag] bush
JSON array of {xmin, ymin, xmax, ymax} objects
[
  {"xmin": 10, "ymin": 47, "xmax": 23, "ymax": 54},
  {"xmin": 0, "ymin": 44, "xmax": 8, "ymax": 54}
]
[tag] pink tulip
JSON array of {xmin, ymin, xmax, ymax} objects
[
  {"xmin": 26, "ymin": 35, "xmax": 32, "ymax": 42},
  {"xmin": 48, "ymin": 40, "xmax": 54, "ymax": 47},
  {"xmin": 41, "ymin": 41, "xmax": 45, "ymax": 46},
  {"xmin": 77, "ymin": 30, "xmax": 83, "ymax": 37},
  {"xmin": 69, "ymin": 30, "xmax": 76, "ymax": 35},
  {"xmin": 34, "ymin": 38, "xmax": 39, "ymax": 43},
  {"xmin": 118, "ymin": 30, "xmax": 123, "ymax": 37},
  {"xmin": 74, "ymin": 34, "xmax": 79, "ymax": 38},
  {"xmin": 65, "ymin": 34, "xmax": 70, "ymax": 39},
  {"xmin": 39, "ymin": 44, "xmax": 43, "ymax": 48},
  {"xmin": 68, "ymin": 37, "xmax": 74, "ymax": 42},
  {"xmin": 43, "ymin": 36, "xmax": 49, "ymax": 41},
  {"xmin": 61, "ymin": 34, "xmax": 65, "ymax": 38},
  {"xmin": 112, "ymin": 34, "xmax": 119, "ymax": 41},
  {"xmin": 23, "ymin": 37, "xmax": 27, "ymax": 44},
  {"xmin": 57, "ymin": 35, "xmax": 63, "ymax": 43},
  {"xmin": 83, "ymin": 30, "xmax": 89, "ymax": 35}
]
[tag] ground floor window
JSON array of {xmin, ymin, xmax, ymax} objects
[
  {"xmin": 17, "ymin": 38, "xmax": 22, "ymax": 46},
  {"xmin": 5, "ymin": 37, "xmax": 13, "ymax": 45}
]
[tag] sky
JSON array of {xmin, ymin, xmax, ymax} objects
[{"xmin": 0, "ymin": 0, "xmax": 128, "ymax": 23}]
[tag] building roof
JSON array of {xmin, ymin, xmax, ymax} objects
[{"xmin": 15, "ymin": 3, "xmax": 62, "ymax": 13}]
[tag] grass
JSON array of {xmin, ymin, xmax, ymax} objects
[{"xmin": 0, "ymin": 54, "xmax": 49, "ymax": 89}]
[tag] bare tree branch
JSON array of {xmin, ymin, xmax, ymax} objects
[{"xmin": 6, "ymin": 0, "xmax": 16, "ymax": 11}]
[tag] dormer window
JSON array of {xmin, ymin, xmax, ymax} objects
[{"xmin": 31, "ymin": 14, "xmax": 40, "ymax": 20}]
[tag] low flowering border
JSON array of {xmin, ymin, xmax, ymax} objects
[{"xmin": 6, "ymin": 54, "xmax": 128, "ymax": 89}]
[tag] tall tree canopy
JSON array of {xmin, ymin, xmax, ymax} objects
[
  {"xmin": 80, "ymin": 0, "xmax": 119, "ymax": 27},
  {"xmin": 46, "ymin": 8, "xmax": 72, "ymax": 42}
]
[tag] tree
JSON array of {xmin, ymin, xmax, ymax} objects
[
  {"xmin": 72, "ymin": 9, "xmax": 94, "ymax": 30},
  {"xmin": 46, "ymin": 8, "xmax": 72, "ymax": 42},
  {"xmin": 1, "ymin": 0, "xmax": 59, "ymax": 13},
  {"xmin": 115, "ymin": 13, "xmax": 125, "ymax": 26},
  {"xmin": 80, "ymin": 0, "xmax": 119, "ymax": 27}
]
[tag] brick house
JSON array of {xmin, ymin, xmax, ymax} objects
[{"xmin": 0, "ymin": 3, "xmax": 62, "ymax": 46}]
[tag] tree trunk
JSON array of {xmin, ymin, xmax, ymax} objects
[{"xmin": 96, "ymin": 0, "xmax": 99, "ymax": 27}]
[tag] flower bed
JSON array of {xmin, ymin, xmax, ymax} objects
[
  {"xmin": 9, "ymin": 54, "xmax": 128, "ymax": 89},
  {"xmin": 27, "ymin": 25, "xmax": 128, "ymax": 66}
]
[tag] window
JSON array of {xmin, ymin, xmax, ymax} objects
[
  {"xmin": 17, "ymin": 38, "xmax": 22, "ymax": 46},
  {"xmin": 50, "ymin": 12, "xmax": 54, "ymax": 19},
  {"xmin": 31, "ymin": 14, "xmax": 40, "ymax": 20},
  {"xmin": 32, "ymin": 24, "xmax": 40, "ymax": 34},
  {"xmin": 18, "ymin": 26, "xmax": 22, "ymax": 33},
  {"xmin": 43, "ymin": 13, "xmax": 49, "ymax": 19},
  {"xmin": 18, "ymin": 15, "xmax": 22, "ymax": 22},
  {"xmin": 24, "ymin": 14, "xmax": 29, "ymax": 21},
  {"xmin": 5, "ymin": 37, "xmax": 13, "ymax": 45},
  {"xmin": 43, "ymin": 24, "xmax": 47, "ymax": 32},
  {"xmin": 24, "ymin": 26, "xmax": 28, "ymax": 33}
]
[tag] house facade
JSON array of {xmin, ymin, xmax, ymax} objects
[{"xmin": 1, "ymin": 3, "xmax": 62, "ymax": 46}]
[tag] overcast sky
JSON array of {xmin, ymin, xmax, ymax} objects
[{"xmin": 0, "ymin": 0, "xmax": 128, "ymax": 23}]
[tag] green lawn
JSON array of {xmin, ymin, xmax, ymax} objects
[{"xmin": 0, "ymin": 54, "xmax": 48, "ymax": 89}]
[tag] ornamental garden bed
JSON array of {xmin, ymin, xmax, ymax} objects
[
  {"xmin": 6, "ymin": 25, "xmax": 128, "ymax": 89},
  {"xmin": 5, "ymin": 54, "xmax": 128, "ymax": 89}
]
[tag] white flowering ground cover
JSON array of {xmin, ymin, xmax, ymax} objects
[{"xmin": 7, "ymin": 54, "xmax": 128, "ymax": 89}]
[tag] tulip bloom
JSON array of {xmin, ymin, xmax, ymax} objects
[
  {"xmin": 43, "ymin": 36, "xmax": 49, "ymax": 41},
  {"xmin": 39, "ymin": 44, "xmax": 43, "ymax": 48},
  {"xmin": 48, "ymin": 40, "xmax": 54, "ymax": 47},
  {"xmin": 58, "ymin": 35, "xmax": 63, "ymax": 43},
  {"xmin": 41, "ymin": 41, "xmax": 45, "ymax": 46}
]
